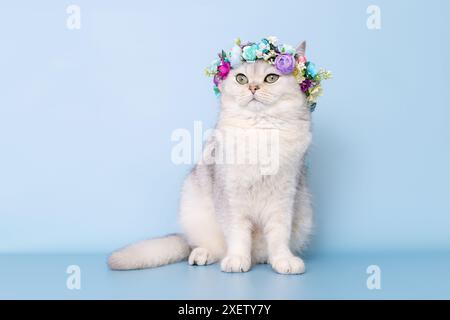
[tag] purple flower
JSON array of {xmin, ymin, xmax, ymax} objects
[
  {"xmin": 274, "ymin": 54, "xmax": 296, "ymax": 74},
  {"xmin": 213, "ymin": 74, "xmax": 221, "ymax": 86},
  {"xmin": 300, "ymin": 79, "xmax": 313, "ymax": 92}
]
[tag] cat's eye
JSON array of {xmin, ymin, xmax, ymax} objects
[
  {"xmin": 236, "ymin": 73, "xmax": 248, "ymax": 85},
  {"xmin": 264, "ymin": 74, "xmax": 280, "ymax": 83}
]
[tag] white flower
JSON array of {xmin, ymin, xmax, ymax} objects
[
  {"xmin": 267, "ymin": 36, "xmax": 278, "ymax": 45},
  {"xmin": 258, "ymin": 42, "xmax": 268, "ymax": 51},
  {"xmin": 263, "ymin": 50, "xmax": 276, "ymax": 61},
  {"xmin": 279, "ymin": 44, "xmax": 296, "ymax": 55},
  {"xmin": 228, "ymin": 45, "xmax": 242, "ymax": 68},
  {"xmin": 256, "ymin": 49, "xmax": 264, "ymax": 59}
]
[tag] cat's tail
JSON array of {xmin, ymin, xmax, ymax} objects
[{"xmin": 107, "ymin": 234, "xmax": 190, "ymax": 270}]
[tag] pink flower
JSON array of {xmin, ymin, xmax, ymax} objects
[
  {"xmin": 217, "ymin": 60, "xmax": 231, "ymax": 79},
  {"xmin": 297, "ymin": 55, "xmax": 307, "ymax": 64}
]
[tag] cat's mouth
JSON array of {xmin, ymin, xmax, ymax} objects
[
  {"xmin": 249, "ymin": 96, "xmax": 261, "ymax": 104},
  {"xmin": 238, "ymin": 93, "xmax": 272, "ymax": 107},
  {"xmin": 247, "ymin": 97, "xmax": 266, "ymax": 109},
  {"xmin": 251, "ymin": 94, "xmax": 271, "ymax": 105},
  {"xmin": 251, "ymin": 93, "xmax": 264, "ymax": 102}
]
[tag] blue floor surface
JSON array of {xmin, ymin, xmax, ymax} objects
[{"xmin": 1, "ymin": 252, "xmax": 449, "ymax": 299}]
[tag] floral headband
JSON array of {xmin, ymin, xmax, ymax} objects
[{"xmin": 205, "ymin": 36, "xmax": 332, "ymax": 111}]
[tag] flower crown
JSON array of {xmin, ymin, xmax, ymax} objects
[{"xmin": 205, "ymin": 36, "xmax": 332, "ymax": 111}]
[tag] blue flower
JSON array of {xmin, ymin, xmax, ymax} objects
[
  {"xmin": 205, "ymin": 58, "xmax": 220, "ymax": 76},
  {"xmin": 306, "ymin": 62, "xmax": 318, "ymax": 78},
  {"xmin": 242, "ymin": 44, "xmax": 258, "ymax": 61},
  {"xmin": 258, "ymin": 39, "xmax": 270, "ymax": 53},
  {"xmin": 213, "ymin": 86, "xmax": 221, "ymax": 97}
]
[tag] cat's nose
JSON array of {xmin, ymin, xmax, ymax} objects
[{"xmin": 249, "ymin": 84, "xmax": 260, "ymax": 94}]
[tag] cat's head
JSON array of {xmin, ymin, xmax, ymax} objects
[
  {"xmin": 205, "ymin": 37, "xmax": 330, "ymax": 115},
  {"xmin": 218, "ymin": 42, "xmax": 306, "ymax": 113}
]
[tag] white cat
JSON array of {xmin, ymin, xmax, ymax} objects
[{"xmin": 108, "ymin": 42, "xmax": 313, "ymax": 274}]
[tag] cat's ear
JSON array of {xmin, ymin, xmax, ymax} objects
[{"xmin": 296, "ymin": 41, "xmax": 306, "ymax": 56}]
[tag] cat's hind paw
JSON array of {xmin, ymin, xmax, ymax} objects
[
  {"xmin": 188, "ymin": 247, "xmax": 218, "ymax": 266},
  {"xmin": 220, "ymin": 255, "xmax": 251, "ymax": 273},
  {"xmin": 271, "ymin": 256, "xmax": 305, "ymax": 275}
]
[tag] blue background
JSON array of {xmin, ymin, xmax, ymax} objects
[{"xmin": 1, "ymin": 0, "xmax": 449, "ymax": 256}]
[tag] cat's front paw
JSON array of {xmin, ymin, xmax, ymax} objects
[
  {"xmin": 221, "ymin": 255, "xmax": 251, "ymax": 273},
  {"xmin": 188, "ymin": 247, "xmax": 218, "ymax": 266},
  {"xmin": 271, "ymin": 256, "xmax": 305, "ymax": 275}
]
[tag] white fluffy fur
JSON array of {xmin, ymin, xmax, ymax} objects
[
  {"xmin": 109, "ymin": 43, "xmax": 313, "ymax": 274},
  {"xmin": 108, "ymin": 234, "xmax": 190, "ymax": 270}
]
